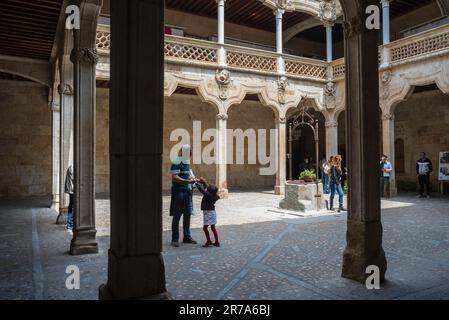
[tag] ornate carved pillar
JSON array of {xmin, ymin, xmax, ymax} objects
[
  {"xmin": 99, "ymin": 0, "xmax": 169, "ymax": 299},
  {"xmin": 382, "ymin": 113, "xmax": 397, "ymax": 196},
  {"xmin": 325, "ymin": 120, "xmax": 338, "ymax": 158},
  {"xmin": 216, "ymin": 113, "xmax": 229, "ymax": 198},
  {"xmin": 69, "ymin": 0, "xmax": 101, "ymax": 255},
  {"xmin": 275, "ymin": 116, "xmax": 287, "ymax": 195},
  {"xmin": 57, "ymin": 32, "xmax": 75, "ymax": 224},
  {"xmin": 319, "ymin": 0, "xmax": 337, "ymax": 63},
  {"xmin": 341, "ymin": 2, "xmax": 387, "ymax": 283}
]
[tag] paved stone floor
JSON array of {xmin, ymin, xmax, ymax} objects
[{"xmin": 1, "ymin": 190, "xmax": 449, "ymax": 300}]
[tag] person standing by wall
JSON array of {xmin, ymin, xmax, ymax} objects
[
  {"xmin": 416, "ymin": 152, "xmax": 433, "ymax": 198},
  {"xmin": 322, "ymin": 155, "xmax": 333, "ymax": 194},
  {"xmin": 380, "ymin": 155, "xmax": 393, "ymax": 199}
]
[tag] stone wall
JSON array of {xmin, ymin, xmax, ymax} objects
[
  {"xmin": 227, "ymin": 101, "xmax": 276, "ymax": 189},
  {"xmin": 394, "ymin": 89, "xmax": 449, "ymax": 191},
  {"xmin": 96, "ymin": 88, "xmax": 109, "ymax": 194},
  {"xmin": 0, "ymin": 80, "xmax": 52, "ymax": 199}
]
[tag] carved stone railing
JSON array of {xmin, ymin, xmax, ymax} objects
[
  {"xmin": 284, "ymin": 55, "xmax": 328, "ymax": 80},
  {"xmin": 331, "ymin": 58, "xmax": 345, "ymax": 80},
  {"xmin": 164, "ymin": 35, "xmax": 218, "ymax": 66},
  {"xmin": 387, "ymin": 23, "xmax": 449, "ymax": 64},
  {"xmin": 96, "ymin": 24, "xmax": 110, "ymax": 52},
  {"xmin": 225, "ymin": 44, "xmax": 278, "ymax": 73},
  {"xmin": 96, "ymin": 23, "xmax": 449, "ymax": 83},
  {"xmin": 96, "ymin": 25, "xmax": 328, "ymax": 81},
  {"xmin": 333, "ymin": 24, "xmax": 449, "ymax": 80}
]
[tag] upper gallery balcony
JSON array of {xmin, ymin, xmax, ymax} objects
[{"xmin": 96, "ymin": 23, "xmax": 449, "ymax": 83}]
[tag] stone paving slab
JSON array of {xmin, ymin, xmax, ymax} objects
[{"xmin": 0, "ymin": 192, "xmax": 449, "ymax": 300}]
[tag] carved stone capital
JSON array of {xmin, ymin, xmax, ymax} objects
[
  {"xmin": 325, "ymin": 120, "xmax": 338, "ymax": 128},
  {"xmin": 216, "ymin": 113, "xmax": 228, "ymax": 121},
  {"xmin": 382, "ymin": 113, "xmax": 395, "ymax": 121},
  {"xmin": 70, "ymin": 48, "xmax": 99, "ymax": 65},
  {"xmin": 275, "ymin": 0, "xmax": 289, "ymax": 10},
  {"xmin": 58, "ymin": 83, "xmax": 74, "ymax": 95},
  {"xmin": 50, "ymin": 101, "xmax": 60, "ymax": 112},
  {"xmin": 343, "ymin": 15, "xmax": 363, "ymax": 38},
  {"xmin": 278, "ymin": 116, "xmax": 287, "ymax": 124},
  {"xmin": 318, "ymin": 0, "xmax": 337, "ymax": 25}
]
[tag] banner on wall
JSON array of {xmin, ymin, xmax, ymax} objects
[{"xmin": 439, "ymin": 151, "xmax": 449, "ymax": 181}]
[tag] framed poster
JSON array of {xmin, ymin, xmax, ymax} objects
[{"xmin": 439, "ymin": 151, "xmax": 449, "ymax": 181}]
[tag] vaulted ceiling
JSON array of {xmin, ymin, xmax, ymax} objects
[{"xmin": 0, "ymin": 0, "xmax": 63, "ymax": 60}]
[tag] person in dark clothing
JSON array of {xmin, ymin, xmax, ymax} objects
[
  {"xmin": 299, "ymin": 157, "xmax": 311, "ymax": 175},
  {"xmin": 195, "ymin": 177, "xmax": 221, "ymax": 247},
  {"xmin": 329, "ymin": 155, "xmax": 346, "ymax": 212},
  {"xmin": 416, "ymin": 152, "xmax": 433, "ymax": 198}
]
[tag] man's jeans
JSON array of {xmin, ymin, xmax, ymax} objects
[
  {"xmin": 418, "ymin": 174, "xmax": 431, "ymax": 196},
  {"xmin": 380, "ymin": 176, "xmax": 390, "ymax": 198},
  {"xmin": 330, "ymin": 183, "xmax": 344, "ymax": 209},
  {"xmin": 171, "ymin": 211, "xmax": 192, "ymax": 242},
  {"xmin": 324, "ymin": 173, "xmax": 330, "ymax": 194},
  {"xmin": 171, "ymin": 189, "xmax": 193, "ymax": 242},
  {"xmin": 67, "ymin": 193, "xmax": 74, "ymax": 230}
]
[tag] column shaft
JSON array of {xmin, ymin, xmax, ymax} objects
[
  {"xmin": 381, "ymin": 0, "xmax": 390, "ymax": 66},
  {"xmin": 99, "ymin": 0, "xmax": 168, "ymax": 299},
  {"xmin": 217, "ymin": 0, "xmax": 226, "ymax": 66},
  {"xmin": 325, "ymin": 121, "xmax": 338, "ymax": 158},
  {"xmin": 382, "ymin": 115, "xmax": 397, "ymax": 196},
  {"xmin": 275, "ymin": 119, "xmax": 286, "ymax": 195},
  {"xmin": 51, "ymin": 100, "xmax": 61, "ymax": 211},
  {"xmin": 275, "ymin": 8, "xmax": 285, "ymax": 74},
  {"xmin": 69, "ymin": 0, "xmax": 101, "ymax": 255},
  {"xmin": 326, "ymin": 25, "xmax": 333, "ymax": 63},
  {"xmin": 216, "ymin": 114, "xmax": 228, "ymax": 198},
  {"xmin": 341, "ymin": 2, "xmax": 387, "ymax": 283}
]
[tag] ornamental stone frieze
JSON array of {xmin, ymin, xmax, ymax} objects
[{"xmin": 324, "ymin": 81, "xmax": 336, "ymax": 109}]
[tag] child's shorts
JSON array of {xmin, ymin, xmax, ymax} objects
[{"xmin": 203, "ymin": 210, "xmax": 217, "ymax": 225}]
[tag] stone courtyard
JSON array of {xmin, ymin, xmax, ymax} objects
[{"xmin": 1, "ymin": 190, "xmax": 449, "ymax": 300}]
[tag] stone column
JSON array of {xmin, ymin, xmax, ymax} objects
[
  {"xmin": 381, "ymin": 0, "xmax": 390, "ymax": 67},
  {"xmin": 275, "ymin": 5, "xmax": 285, "ymax": 75},
  {"xmin": 50, "ymin": 96, "xmax": 61, "ymax": 211},
  {"xmin": 325, "ymin": 23, "xmax": 334, "ymax": 63},
  {"xmin": 325, "ymin": 120, "xmax": 338, "ymax": 158},
  {"xmin": 217, "ymin": 0, "xmax": 227, "ymax": 67},
  {"xmin": 382, "ymin": 113, "xmax": 397, "ymax": 196},
  {"xmin": 69, "ymin": 0, "xmax": 100, "ymax": 255},
  {"xmin": 216, "ymin": 113, "xmax": 229, "ymax": 198},
  {"xmin": 275, "ymin": 116, "xmax": 286, "ymax": 195},
  {"xmin": 341, "ymin": 2, "xmax": 387, "ymax": 283},
  {"xmin": 57, "ymin": 36, "xmax": 75, "ymax": 223},
  {"xmin": 99, "ymin": 0, "xmax": 168, "ymax": 299}
]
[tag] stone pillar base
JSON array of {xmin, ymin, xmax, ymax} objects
[
  {"xmin": 98, "ymin": 249, "xmax": 168, "ymax": 300},
  {"xmin": 274, "ymin": 184, "xmax": 285, "ymax": 195},
  {"xmin": 219, "ymin": 188, "xmax": 229, "ymax": 199},
  {"xmin": 70, "ymin": 228, "xmax": 98, "ymax": 255},
  {"xmin": 50, "ymin": 198, "xmax": 59, "ymax": 211},
  {"xmin": 342, "ymin": 219, "xmax": 387, "ymax": 283},
  {"xmin": 56, "ymin": 207, "xmax": 68, "ymax": 225}
]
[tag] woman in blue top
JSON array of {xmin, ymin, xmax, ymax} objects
[{"xmin": 329, "ymin": 155, "xmax": 346, "ymax": 212}]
